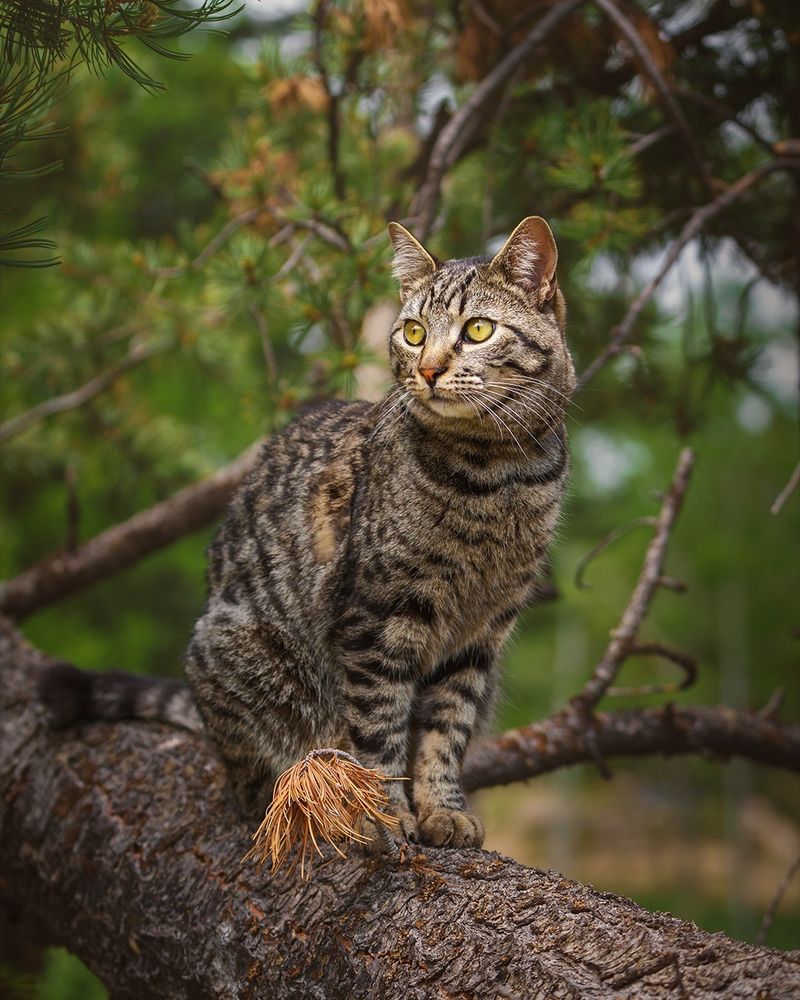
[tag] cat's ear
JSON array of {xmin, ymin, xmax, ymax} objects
[
  {"xmin": 489, "ymin": 216, "xmax": 558, "ymax": 307},
  {"xmin": 388, "ymin": 222, "xmax": 438, "ymax": 296}
]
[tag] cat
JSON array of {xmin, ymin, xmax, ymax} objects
[{"xmin": 40, "ymin": 216, "xmax": 575, "ymax": 849}]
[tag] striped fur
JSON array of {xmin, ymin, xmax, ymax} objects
[
  {"xmin": 187, "ymin": 217, "xmax": 575, "ymax": 844},
  {"xmin": 41, "ymin": 218, "xmax": 575, "ymax": 848}
]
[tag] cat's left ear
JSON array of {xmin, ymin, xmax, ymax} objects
[
  {"xmin": 489, "ymin": 216, "xmax": 558, "ymax": 308},
  {"xmin": 388, "ymin": 222, "xmax": 439, "ymax": 296}
]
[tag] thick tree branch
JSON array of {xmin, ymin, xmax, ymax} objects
[
  {"xmin": 0, "ymin": 442, "xmax": 263, "ymax": 620},
  {"xmin": 2, "ymin": 620, "xmax": 798, "ymax": 999}
]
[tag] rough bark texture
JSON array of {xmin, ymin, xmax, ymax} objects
[{"xmin": 2, "ymin": 620, "xmax": 799, "ymax": 999}]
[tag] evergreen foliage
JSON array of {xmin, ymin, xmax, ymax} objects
[{"xmin": 1, "ymin": 3, "xmax": 798, "ymax": 989}]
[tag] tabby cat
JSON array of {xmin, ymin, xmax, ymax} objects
[{"xmin": 42, "ymin": 216, "xmax": 575, "ymax": 849}]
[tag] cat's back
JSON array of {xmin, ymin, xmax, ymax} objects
[{"xmin": 205, "ymin": 399, "xmax": 375, "ymax": 636}]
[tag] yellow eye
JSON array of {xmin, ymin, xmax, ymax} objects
[
  {"xmin": 403, "ymin": 320, "xmax": 426, "ymax": 346},
  {"xmin": 464, "ymin": 318, "xmax": 495, "ymax": 343}
]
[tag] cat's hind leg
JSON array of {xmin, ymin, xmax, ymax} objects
[{"xmin": 185, "ymin": 612, "xmax": 337, "ymax": 822}]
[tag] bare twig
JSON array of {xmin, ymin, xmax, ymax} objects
[
  {"xmin": 756, "ymin": 853, "xmax": 800, "ymax": 946},
  {"xmin": 577, "ymin": 159, "xmax": 800, "ymax": 389},
  {"xmin": 0, "ymin": 442, "xmax": 263, "ymax": 620},
  {"xmin": 0, "ymin": 341, "xmax": 161, "ymax": 446},
  {"xmin": 675, "ymin": 87, "xmax": 774, "ymax": 154},
  {"xmin": 770, "ymin": 462, "xmax": 800, "ymax": 515},
  {"xmin": 290, "ymin": 215, "xmax": 351, "ymax": 253},
  {"xmin": 410, "ymin": 0, "xmax": 588, "ymax": 240},
  {"xmin": 574, "ymin": 516, "xmax": 657, "ymax": 590},
  {"xmin": 570, "ymin": 448, "xmax": 695, "ymax": 714},
  {"xmin": 606, "ymin": 642, "xmax": 697, "ymax": 697},
  {"xmin": 625, "ymin": 123, "xmax": 675, "ymax": 159}
]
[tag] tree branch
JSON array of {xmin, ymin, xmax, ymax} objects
[
  {"xmin": 1, "ymin": 620, "xmax": 798, "ymax": 999},
  {"xmin": 577, "ymin": 158, "xmax": 800, "ymax": 389},
  {"xmin": 465, "ymin": 701, "xmax": 800, "ymax": 790},
  {"xmin": 594, "ymin": 0, "xmax": 715, "ymax": 194},
  {"xmin": 0, "ymin": 341, "xmax": 161, "ymax": 445},
  {"xmin": 0, "ymin": 442, "xmax": 263, "ymax": 620},
  {"xmin": 570, "ymin": 447, "xmax": 695, "ymax": 713},
  {"xmin": 410, "ymin": 0, "xmax": 588, "ymax": 240}
]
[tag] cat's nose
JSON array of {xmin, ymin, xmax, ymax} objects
[{"xmin": 419, "ymin": 365, "xmax": 446, "ymax": 386}]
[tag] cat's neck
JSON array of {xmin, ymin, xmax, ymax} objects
[{"xmin": 383, "ymin": 402, "xmax": 566, "ymax": 490}]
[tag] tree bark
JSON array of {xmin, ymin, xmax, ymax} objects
[{"xmin": 1, "ymin": 620, "xmax": 798, "ymax": 999}]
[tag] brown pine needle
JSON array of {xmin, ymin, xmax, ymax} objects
[{"xmin": 242, "ymin": 749, "xmax": 404, "ymax": 878}]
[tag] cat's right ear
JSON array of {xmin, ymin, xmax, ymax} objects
[{"xmin": 388, "ymin": 222, "xmax": 438, "ymax": 296}]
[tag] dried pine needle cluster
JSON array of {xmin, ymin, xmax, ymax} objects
[{"xmin": 242, "ymin": 748, "xmax": 402, "ymax": 878}]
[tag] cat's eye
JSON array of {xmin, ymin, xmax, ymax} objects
[
  {"xmin": 403, "ymin": 320, "xmax": 426, "ymax": 346},
  {"xmin": 464, "ymin": 318, "xmax": 495, "ymax": 343}
]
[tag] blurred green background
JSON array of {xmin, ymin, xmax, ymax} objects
[{"xmin": 1, "ymin": 1, "xmax": 797, "ymax": 995}]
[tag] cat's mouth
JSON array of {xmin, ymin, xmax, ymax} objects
[{"xmin": 421, "ymin": 393, "xmax": 476, "ymax": 419}]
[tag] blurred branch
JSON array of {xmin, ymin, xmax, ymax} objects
[
  {"xmin": 0, "ymin": 442, "xmax": 263, "ymax": 620},
  {"xmin": 464, "ymin": 702, "xmax": 800, "ymax": 790},
  {"xmin": 675, "ymin": 87, "xmax": 774, "ymax": 154},
  {"xmin": 756, "ymin": 853, "xmax": 800, "ymax": 946},
  {"xmin": 410, "ymin": 0, "xmax": 588, "ymax": 240},
  {"xmin": 770, "ymin": 461, "xmax": 800, "ymax": 515},
  {"xmin": 153, "ymin": 204, "xmax": 274, "ymax": 279},
  {"xmin": 578, "ymin": 157, "xmax": 800, "ymax": 389},
  {"xmin": 606, "ymin": 642, "xmax": 697, "ymax": 697},
  {"xmin": 311, "ymin": 0, "xmax": 345, "ymax": 200},
  {"xmin": 574, "ymin": 516, "xmax": 657, "ymax": 590},
  {"xmin": 594, "ymin": 0, "xmax": 714, "ymax": 194},
  {"xmin": 0, "ymin": 340, "xmax": 161, "ymax": 445},
  {"xmin": 570, "ymin": 448, "xmax": 695, "ymax": 714}
]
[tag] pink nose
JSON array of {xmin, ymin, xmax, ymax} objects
[{"xmin": 419, "ymin": 366, "xmax": 445, "ymax": 386}]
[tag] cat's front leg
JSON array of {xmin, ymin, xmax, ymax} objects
[
  {"xmin": 336, "ymin": 618, "xmax": 418, "ymax": 844},
  {"xmin": 412, "ymin": 644, "xmax": 496, "ymax": 848}
]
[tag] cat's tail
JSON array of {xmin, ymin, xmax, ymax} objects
[{"xmin": 38, "ymin": 661, "xmax": 204, "ymax": 734}]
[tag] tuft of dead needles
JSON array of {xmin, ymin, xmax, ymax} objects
[{"xmin": 242, "ymin": 748, "xmax": 402, "ymax": 878}]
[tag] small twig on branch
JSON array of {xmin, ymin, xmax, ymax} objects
[
  {"xmin": 248, "ymin": 303, "xmax": 277, "ymax": 385},
  {"xmin": 577, "ymin": 158, "xmax": 800, "ymax": 389},
  {"xmin": 606, "ymin": 642, "xmax": 697, "ymax": 697},
  {"xmin": 153, "ymin": 205, "xmax": 272, "ymax": 280},
  {"xmin": 410, "ymin": 0, "xmax": 588, "ymax": 240},
  {"xmin": 0, "ymin": 341, "xmax": 161, "ymax": 446},
  {"xmin": 574, "ymin": 516, "xmax": 657, "ymax": 590},
  {"xmin": 770, "ymin": 461, "xmax": 800, "ymax": 515},
  {"xmin": 570, "ymin": 447, "xmax": 695, "ymax": 714},
  {"xmin": 756, "ymin": 853, "xmax": 800, "ymax": 946},
  {"xmin": 0, "ymin": 442, "xmax": 263, "ymax": 621}
]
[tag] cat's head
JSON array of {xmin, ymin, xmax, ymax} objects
[{"xmin": 387, "ymin": 217, "xmax": 575, "ymax": 437}]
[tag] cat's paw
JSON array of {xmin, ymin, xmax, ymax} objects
[
  {"xmin": 357, "ymin": 809, "xmax": 417, "ymax": 854},
  {"xmin": 417, "ymin": 808, "xmax": 485, "ymax": 848}
]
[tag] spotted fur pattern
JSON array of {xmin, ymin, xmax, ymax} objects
[{"xmin": 41, "ymin": 218, "xmax": 575, "ymax": 849}]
